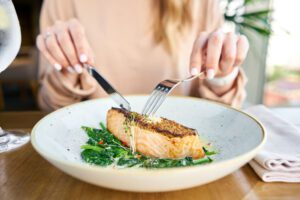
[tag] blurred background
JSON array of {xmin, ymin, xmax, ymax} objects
[
  {"xmin": 0, "ymin": 0, "xmax": 299, "ymax": 111},
  {"xmin": 0, "ymin": 0, "xmax": 41, "ymax": 110}
]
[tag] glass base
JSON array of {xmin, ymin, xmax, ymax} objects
[{"xmin": 0, "ymin": 129, "xmax": 30, "ymax": 153}]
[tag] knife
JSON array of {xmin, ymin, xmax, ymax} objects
[{"xmin": 84, "ymin": 64, "xmax": 131, "ymax": 111}]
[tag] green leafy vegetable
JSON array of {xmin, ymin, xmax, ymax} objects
[
  {"xmin": 81, "ymin": 149, "xmax": 114, "ymax": 166},
  {"xmin": 202, "ymin": 147, "xmax": 218, "ymax": 156},
  {"xmin": 81, "ymin": 123, "xmax": 216, "ymax": 169}
]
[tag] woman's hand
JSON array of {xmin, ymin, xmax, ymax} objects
[
  {"xmin": 36, "ymin": 18, "xmax": 94, "ymax": 74},
  {"xmin": 189, "ymin": 30, "xmax": 249, "ymax": 95}
]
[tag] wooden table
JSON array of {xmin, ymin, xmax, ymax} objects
[{"xmin": 0, "ymin": 111, "xmax": 300, "ymax": 200}]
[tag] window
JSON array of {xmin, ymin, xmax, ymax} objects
[{"xmin": 264, "ymin": 0, "xmax": 300, "ymax": 106}]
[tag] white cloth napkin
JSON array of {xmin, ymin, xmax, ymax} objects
[{"xmin": 245, "ymin": 105, "xmax": 300, "ymax": 182}]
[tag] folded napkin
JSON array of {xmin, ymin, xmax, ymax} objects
[{"xmin": 245, "ymin": 105, "xmax": 300, "ymax": 182}]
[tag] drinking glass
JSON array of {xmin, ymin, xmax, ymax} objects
[{"xmin": 0, "ymin": 0, "xmax": 29, "ymax": 153}]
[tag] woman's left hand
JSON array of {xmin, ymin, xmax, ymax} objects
[{"xmin": 189, "ymin": 30, "xmax": 249, "ymax": 95}]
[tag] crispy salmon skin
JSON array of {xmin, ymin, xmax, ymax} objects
[{"xmin": 106, "ymin": 108, "xmax": 205, "ymax": 159}]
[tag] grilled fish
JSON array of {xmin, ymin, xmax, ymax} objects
[{"xmin": 106, "ymin": 108, "xmax": 205, "ymax": 159}]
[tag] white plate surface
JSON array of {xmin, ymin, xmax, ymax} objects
[{"xmin": 31, "ymin": 96, "xmax": 265, "ymax": 192}]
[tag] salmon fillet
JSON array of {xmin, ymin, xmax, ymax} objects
[{"xmin": 106, "ymin": 107, "xmax": 205, "ymax": 159}]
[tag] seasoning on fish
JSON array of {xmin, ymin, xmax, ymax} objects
[{"xmin": 107, "ymin": 107, "xmax": 205, "ymax": 159}]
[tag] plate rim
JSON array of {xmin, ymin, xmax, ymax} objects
[{"xmin": 31, "ymin": 95, "xmax": 266, "ymax": 174}]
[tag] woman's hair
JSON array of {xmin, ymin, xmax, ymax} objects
[{"xmin": 153, "ymin": 0, "xmax": 192, "ymax": 54}]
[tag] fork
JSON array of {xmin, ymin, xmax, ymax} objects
[{"xmin": 141, "ymin": 72, "xmax": 204, "ymax": 116}]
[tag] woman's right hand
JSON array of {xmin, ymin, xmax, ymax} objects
[{"xmin": 36, "ymin": 18, "xmax": 94, "ymax": 74}]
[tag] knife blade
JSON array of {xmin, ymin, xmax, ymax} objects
[{"xmin": 84, "ymin": 64, "xmax": 131, "ymax": 111}]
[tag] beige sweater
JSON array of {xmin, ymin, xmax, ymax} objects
[{"xmin": 38, "ymin": 0, "xmax": 247, "ymax": 111}]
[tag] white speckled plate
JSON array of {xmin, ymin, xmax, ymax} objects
[{"xmin": 31, "ymin": 96, "xmax": 265, "ymax": 192}]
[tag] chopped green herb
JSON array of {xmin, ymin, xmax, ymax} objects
[{"xmin": 203, "ymin": 147, "xmax": 218, "ymax": 156}]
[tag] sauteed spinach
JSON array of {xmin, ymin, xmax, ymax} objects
[{"xmin": 81, "ymin": 122, "xmax": 216, "ymax": 168}]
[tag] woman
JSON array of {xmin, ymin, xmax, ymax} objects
[{"xmin": 36, "ymin": 0, "xmax": 249, "ymax": 111}]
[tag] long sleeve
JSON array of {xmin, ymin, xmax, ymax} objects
[
  {"xmin": 191, "ymin": 0, "xmax": 247, "ymax": 108},
  {"xmin": 37, "ymin": 0, "xmax": 97, "ymax": 111},
  {"xmin": 37, "ymin": 0, "xmax": 248, "ymax": 111}
]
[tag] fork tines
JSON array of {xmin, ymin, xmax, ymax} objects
[
  {"xmin": 141, "ymin": 72, "xmax": 204, "ymax": 116},
  {"xmin": 142, "ymin": 80, "xmax": 178, "ymax": 116}
]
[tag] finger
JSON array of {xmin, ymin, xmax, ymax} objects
[
  {"xmin": 234, "ymin": 35, "xmax": 249, "ymax": 66},
  {"xmin": 36, "ymin": 34, "xmax": 62, "ymax": 71},
  {"xmin": 43, "ymin": 30, "xmax": 70, "ymax": 70},
  {"xmin": 54, "ymin": 21, "xmax": 83, "ymax": 74},
  {"xmin": 220, "ymin": 32, "xmax": 237, "ymax": 74},
  {"xmin": 86, "ymin": 45, "xmax": 95, "ymax": 64},
  {"xmin": 205, "ymin": 30, "xmax": 224, "ymax": 79},
  {"xmin": 189, "ymin": 32, "xmax": 209, "ymax": 75},
  {"xmin": 68, "ymin": 19, "xmax": 93, "ymax": 64}
]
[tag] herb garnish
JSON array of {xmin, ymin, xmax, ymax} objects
[
  {"xmin": 81, "ymin": 122, "xmax": 216, "ymax": 168},
  {"xmin": 122, "ymin": 112, "xmax": 137, "ymax": 153}
]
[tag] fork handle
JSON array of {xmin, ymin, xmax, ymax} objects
[{"xmin": 182, "ymin": 72, "xmax": 205, "ymax": 82}]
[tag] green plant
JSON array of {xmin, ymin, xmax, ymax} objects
[
  {"xmin": 267, "ymin": 66, "xmax": 300, "ymax": 82},
  {"xmin": 224, "ymin": 0, "xmax": 272, "ymax": 37}
]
